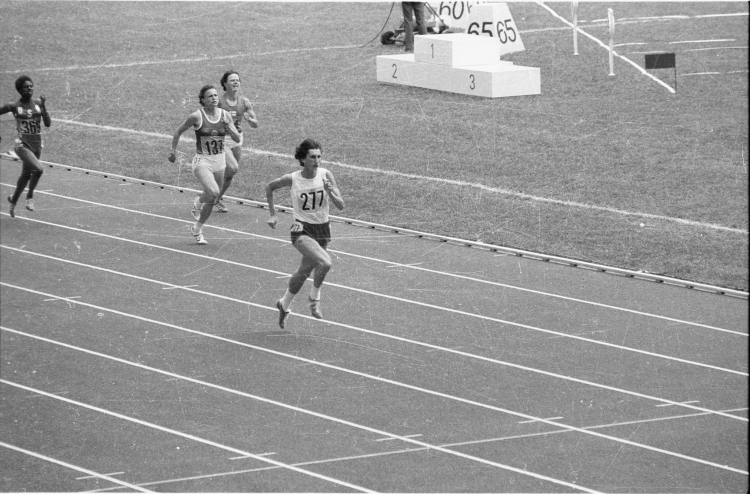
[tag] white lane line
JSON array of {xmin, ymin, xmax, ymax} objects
[
  {"xmin": 526, "ymin": 12, "xmax": 748, "ymax": 31},
  {"xmin": 1, "ymin": 198, "xmax": 743, "ymax": 336},
  {"xmin": 11, "ymin": 118, "xmax": 748, "ymax": 234},
  {"xmin": 684, "ymin": 46, "xmax": 748, "ymax": 52},
  {"xmin": 669, "ymin": 39, "xmax": 736, "ymax": 44},
  {"xmin": 0, "ymin": 229, "xmax": 750, "ymax": 376},
  {"xmin": 4, "ymin": 251, "xmax": 748, "ymax": 419},
  {"xmin": 76, "ymin": 471, "xmax": 125, "ymax": 480},
  {"xmin": 0, "ymin": 441, "xmax": 152, "ymax": 492},
  {"xmin": 681, "ymin": 70, "xmax": 748, "ymax": 76},
  {"xmin": 695, "ymin": 13, "xmax": 749, "ymax": 18},
  {"xmin": 518, "ymin": 416, "xmax": 563, "ymax": 424},
  {"xmin": 0, "ymin": 381, "xmax": 376, "ymax": 493},
  {"xmin": 612, "ymin": 15, "xmax": 689, "ymax": 21},
  {"xmin": 43, "ymin": 296, "xmax": 81, "ymax": 301},
  {"xmin": 656, "ymin": 400, "xmax": 700, "ymax": 408},
  {"xmin": 0, "ymin": 375, "xmax": 602, "ymax": 492},
  {"xmin": 0, "ymin": 45, "xmax": 362, "ymax": 75},
  {"xmin": 26, "ymin": 390, "xmax": 69, "ymax": 398},
  {"xmin": 3, "ymin": 309, "xmax": 747, "ymax": 476},
  {"xmin": 536, "ymin": 1, "xmax": 677, "ymax": 94},
  {"xmin": 5, "ymin": 327, "xmax": 746, "ymax": 477},
  {"xmin": 85, "ymin": 406, "xmax": 750, "ymax": 492},
  {"xmin": 376, "ymin": 434, "xmax": 423, "ymax": 442},
  {"xmin": 230, "ymin": 452, "xmax": 276, "ymax": 460},
  {"xmin": 161, "ymin": 285, "xmax": 199, "ymax": 290}
]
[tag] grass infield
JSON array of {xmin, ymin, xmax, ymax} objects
[{"xmin": 0, "ymin": 1, "xmax": 747, "ymax": 291}]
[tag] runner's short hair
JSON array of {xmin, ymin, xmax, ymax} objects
[
  {"xmin": 15, "ymin": 75, "xmax": 33, "ymax": 94},
  {"xmin": 198, "ymin": 85, "xmax": 216, "ymax": 107},
  {"xmin": 220, "ymin": 70, "xmax": 240, "ymax": 91},
  {"xmin": 295, "ymin": 139, "xmax": 322, "ymax": 165}
]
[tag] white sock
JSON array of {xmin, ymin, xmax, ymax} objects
[
  {"xmin": 193, "ymin": 221, "xmax": 203, "ymax": 232},
  {"xmin": 309, "ymin": 285, "xmax": 321, "ymax": 301},
  {"xmin": 280, "ymin": 289, "xmax": 295, "ymax": 310}
]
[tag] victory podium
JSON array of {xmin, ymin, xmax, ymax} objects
[
  {"xmin": 376, "ymin": 3, "xmax": 540, "ymax": 98},
  {"xmin": 376, "ymin": 33, "xmax": 540, "ymax": 98}
]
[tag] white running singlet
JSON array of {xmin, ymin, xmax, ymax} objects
[{"xmin": 290, "ymin": 169, "xmax": 329, "ymax": 224}]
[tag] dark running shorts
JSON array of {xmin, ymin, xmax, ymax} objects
[{"xmin": 291, "ymin": 220, "xmax": 331, "ymax": 248}]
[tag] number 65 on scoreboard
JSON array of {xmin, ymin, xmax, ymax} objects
[{"xmin": 430, "ymin": 2, "xmax": 526, "ymax": 56}]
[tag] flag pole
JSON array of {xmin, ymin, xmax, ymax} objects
[
  {"xmin": 608, "ymin": 8, "xmax": 615, "ymax": 76},
  {"xmin": 572, "ymin": 2, "xmax": 579, "ymax": 55}
]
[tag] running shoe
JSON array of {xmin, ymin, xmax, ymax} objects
[
  {"xmin": 25, "ymin": 199, "xmax": 34, "ymax": 211},
  {"xmin": 308, "ymin": 297, "xmax": 322, "ymax": 319},
  {"xmin": 191, "ymin": 197, "xmax": 202, "ymax": 220},
  {"xmin": 276, "ymin": 300, "xmax": 290, "ymax": 329},
  {"xmin": 215, "ymin": 200, "xmax": 228, "ymax": 213},
  {"xmin": 7, "ymin": 196, "xmax": 16, "ymax": 218},
  {"xmin": 190, "ymin": 226, "xmax": 207, "ymax": 245}
]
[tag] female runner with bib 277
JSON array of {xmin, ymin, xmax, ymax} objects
[
  {"xmin": 266, "ymin": 139, "xmax": 345, "ymax": 328},
  {"xmin": 168, "ymin": 84, "xmax": 240, "ymax": 245}
]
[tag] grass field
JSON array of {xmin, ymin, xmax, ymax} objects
[{"xmin": 0, "ymin": 1, "xmax": 747, "ymax": 290}]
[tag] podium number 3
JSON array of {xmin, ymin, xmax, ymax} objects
[{"xmin": 469, "ymin": 74, "xmax": 475, "ymax": 90}]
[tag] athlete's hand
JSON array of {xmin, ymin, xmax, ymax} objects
[
  {"xmin": 267, "ymin": 215, "xmax": 278, "ymax": 229},
  {"xmin": 323, "ymin": 179, "xmax": 333, "ymax": 192},
  {"xmin": 39, "ymin": 96, "xmax": 46, "ymax": 105},
  {"xmin": 168, "ymin": 151, "xmax": 176, "ymax": 163},
  {"xmin": 221, "ymin": 112, "xmax": 232, "ymax": 126}
]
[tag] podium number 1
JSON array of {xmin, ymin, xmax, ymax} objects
[{"xmin": 431, "ymin": 44, "xmax": 434, "ymax": 58}]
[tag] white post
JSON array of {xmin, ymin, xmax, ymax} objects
[
  {"xmin": 608, "ymin": 8, "xmax": 615, "ymax": 76},
  {"xmin": 572, "ymin": 2, "xmax": 579, "ymax": 55}
]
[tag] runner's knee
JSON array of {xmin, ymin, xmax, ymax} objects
[{"xmin": 316, "ymin": 257, "xmax": 332, "ymax": 273}]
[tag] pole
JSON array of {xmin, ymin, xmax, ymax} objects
[
  {"xmin": 572, "ymin": 2, "xmax": 579, "ymax": 55},
  {"xmin": 608, "ymin": 8, "xmax": 615, "ymax": 76}
]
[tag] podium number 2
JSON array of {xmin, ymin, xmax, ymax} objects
[{"xmin": 392, "ymin": 63, "xmax": 398, "ymax": 79}]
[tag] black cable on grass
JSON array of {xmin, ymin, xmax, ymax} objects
[{"xmin": 360, "ymin": 2, "xmax": 395, "ymax": 48}]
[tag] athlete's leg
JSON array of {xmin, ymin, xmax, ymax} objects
[
  {"xmin": 10, "ymin": 147, "xmax": 44, "ymax": 205},
  {"xmin": 288, "ymin": 250, "xmax": 319, "ymax": 295},
  {"xmin": 294, "ymin": 236, "xmax": 332, "ymax": 289},
  {"xmin": 217, "ymin": 146, "xmax": 241, "ymax": 205},
  {"xmin": 275, "ymin": 237, "xmax": 319, "ymax": 327},
  {"xmin": 192, "ymin": 165, "xmax": 224, "ymax": 227},
  {"xmin": 277, "ymin": 235, "xmax": 329, "ymax": 308},
  {"xmin": 293, "ymin": 235, "xmax": 332, "ymax": 318}
]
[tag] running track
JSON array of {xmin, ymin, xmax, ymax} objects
[{"xmin": 0, "ymin": 158, "xmax": 747, "ymax": 492}]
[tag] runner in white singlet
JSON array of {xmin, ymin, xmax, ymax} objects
[{"xmin": 265, "ymin": 139, "xmax": 345, "ymax": 328}]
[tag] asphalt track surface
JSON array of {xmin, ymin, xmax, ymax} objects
[{"xmin": 0, "ymin": 159, "xmax": 747, "ymax": 493}]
